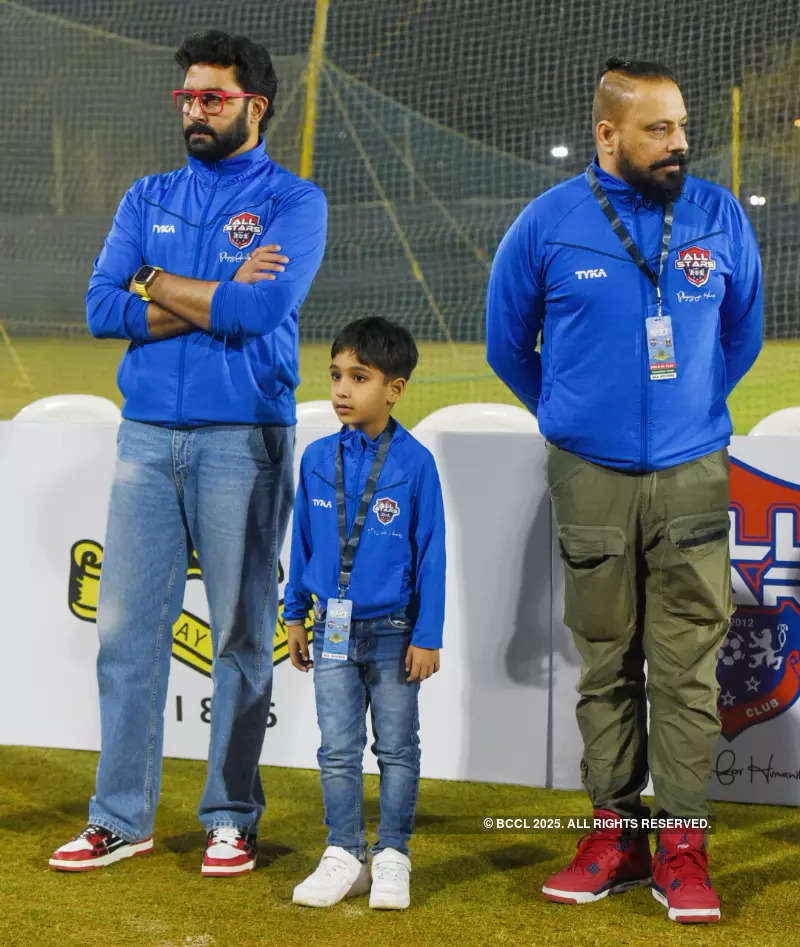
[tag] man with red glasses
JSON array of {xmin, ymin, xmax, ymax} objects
[{"xmin": 49, "ymin": 29, "xmax": 327, "ymax": 876}]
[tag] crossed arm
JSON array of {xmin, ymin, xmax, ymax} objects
[{"xmin": 138, "ymin": 245, "xmax": 290, "ymax": 339}]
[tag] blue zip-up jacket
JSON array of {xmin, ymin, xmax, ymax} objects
[
  {"xmin": 283, "ymin": 422, "xmax": 446, "ymax": 648},
  {"xmin": 87, "ymin": 141, "xmax": 327, "ymax": 426},
  {"xmin": 486, "ymin": 160, "xmax": 763, "ymax": 471}
]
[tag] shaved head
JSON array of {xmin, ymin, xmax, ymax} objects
[{"xmin": 592, "ymin": 58, "xmax": 679, "ymax": 127}]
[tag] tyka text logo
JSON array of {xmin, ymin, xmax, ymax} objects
[{"xmin": 575, "ymin": 268, "xmax": 607, "ymax": 280}]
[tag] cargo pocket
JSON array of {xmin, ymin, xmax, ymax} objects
[
  {"xmin": 661, "ymin": 511, "xmax": 732, "ymax": 622},
  {"xmin": 558, "ymin": 525, "xmax": 631, "ymax": 641}
]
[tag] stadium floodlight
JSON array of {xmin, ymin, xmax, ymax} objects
[
  {"xmin": 748, "ymin": 194, "xmax": 767, "ymax": 206},
  {"xmin": 550, "ymin": 145, "xmax": 569, "ymax": 158}
]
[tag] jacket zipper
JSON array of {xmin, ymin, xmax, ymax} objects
[
  {"xmin": 176, "ymin": 172, "xmax": 219, "ymax": 423},
  {"xmin": 635, "ymin": 203, "xmax": 649, "ymax": 470}
]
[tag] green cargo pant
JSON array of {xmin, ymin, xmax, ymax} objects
[{"xmin": 547, "ymin": 444, "xmax": 733, "ymax": 820}]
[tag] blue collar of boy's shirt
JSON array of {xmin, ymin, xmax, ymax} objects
[
  {"xmin": 187, "ymin": 138, "xmax": 271, "ymax": 184},
  {"xmin": 338, "ymin": 420, "xmax": 403, "ymax": 453}
]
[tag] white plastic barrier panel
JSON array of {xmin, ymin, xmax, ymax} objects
[
  {"xmin": 0, "ymin": 422, "xmax": 550, "ymax": 788},
  {"xmin": 2, "ymin": 421, "xmax": 798, "ymax": 804}
]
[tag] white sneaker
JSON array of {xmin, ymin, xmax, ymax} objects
[
  {"xmin": 292, "ymin": 846, "xmax": 370, "ymax": 907},
  {"xmin": 369, "ymin": 848, "xmax": 411, "ymax": 910}
]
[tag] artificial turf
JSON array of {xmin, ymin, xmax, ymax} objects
[{"xmin": 2, "ymin": 746, "xmax": 798, "ymax": 946}]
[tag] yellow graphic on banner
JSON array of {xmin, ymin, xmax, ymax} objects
[{"xmin": 68, "ymin": 539, "xmax": 313, "ymax": 678}]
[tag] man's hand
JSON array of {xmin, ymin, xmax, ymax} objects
[
  {"xmin": 234, "ymin": 245, "xmax": 290, "ymax": 284},
  {"xmin": 405, "ymin": 645, "xmax": 440, "ymax": 682},
  {"xmin": 288, "ymin": 623, "xmax": 313, "ymax": 672}
]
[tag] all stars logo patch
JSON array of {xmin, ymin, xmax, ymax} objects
[
  {"xmin": 675, "ymin": 245, "xmax": 716, "ymax": 287},
  {"xmin": 223, "ymin": 211, "xmax": 263, "ymax": 250},
  {"xmin": 373, "ymin": 496, "xmax": 400, "ymax": 525}
]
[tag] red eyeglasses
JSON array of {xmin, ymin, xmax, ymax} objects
[{"xmin": 172, "ymin": 89, "xmax": 261, "ymax": 115}]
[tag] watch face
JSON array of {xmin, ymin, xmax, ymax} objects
[{"xmin": 134, "ymin": 265, "xmax": 157, "ymax": 285}]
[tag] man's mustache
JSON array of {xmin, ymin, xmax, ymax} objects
[
  {"xmin": 650, "ymin": 154, "xmax": 688, "ymax": 170},
  {"xmin": 184, "ymin": 122, "xmax": 217, "ymax": 141}
]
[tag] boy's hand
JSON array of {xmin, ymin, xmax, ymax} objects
[
  {"xmin": 288, "ymin": 624, "xmax": 313, "ymax": 672},
  {"xmin": 405, "ymin": 645, "xmax": 440, "ymax": 682}
]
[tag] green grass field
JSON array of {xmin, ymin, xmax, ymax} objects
[
  {"xmin": 3, "ymin": 335, "xmax": 799, "ymax": 431},
  {"xmin": 2, "ymin": 746, "xmax": 798, "ymax": 947}
]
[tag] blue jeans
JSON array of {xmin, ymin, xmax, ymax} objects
[
  {"xmin": 313, "ymin": 613, "xmax": 421, "ymax": 860},
  {"xmin": 89, "ymin": 419, "xmax": 294, "ymax": 841}
]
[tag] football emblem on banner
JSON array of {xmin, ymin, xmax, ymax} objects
[
  {"xmin": 675, "ymin": 245, "xmax": 716, "ymax": 287},
  {"xmin": 68, "ymin": 540, "xmax": 311, "ymax": 676},
  {"xmin": 719, "ymin": 458, "xmax": 800, "ymax": 739},
  {"xmin": 223, "ymin": 211, "xmax": 263, "ymax": 250}
]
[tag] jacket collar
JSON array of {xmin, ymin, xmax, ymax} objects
[
  {"xmin": 338, "ymin": 419, "xmax": 404, "ymax": 453},
  {"xmin": 187, "ymin": 138, "xmax": 271, "ymax": 185},
  {"xmin": 586, "ymin": 156, "xmax": 656, "ymax": 209}
]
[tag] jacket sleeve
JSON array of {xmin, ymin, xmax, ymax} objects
[
  {"xmin": 86, "ymin": 179, "xmax": 152, "ymax": 342},
  {"xmin": 720, "ymin": 202, "xmax": 764, "ymax": 394},
  {"xmin": 283, "ymin": 452, "xmax": 314, "ymax": 623},
  {"xmin": 410, "ymin": 453, "xmax": 446, "ymax": 649},
  {"xmin": 209, "ymin": 184, "xmax": 328, "ymax": 339},
  {"xmin": 486, "ymin": 203, "xmax": 545, "ymax": 415}
]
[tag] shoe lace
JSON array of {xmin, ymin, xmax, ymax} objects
[
  {"xmin": 79, "ymin": 824, "xmax": 111, "ymax": 841},
  {"xmin": 209, "ymin": 827, "xmax": 242, "ymax": 847},
  {"xmin": 316, "ymin": 855, "xmax": 356, "ymax": 881},
  {"xmin": 373, "ymin": 861, "xmax": 407, "ymax": 884},
  {"xmin": 663, "ymin": 847, "xmax": 710, "ymax": 888},
  {"xmin": 568, "ymin": 832, "xmax": 626, "ymax": 872}
]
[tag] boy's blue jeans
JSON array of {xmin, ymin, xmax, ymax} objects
[
  {"xmin": 313, "ymin": 612, "xmax": 421, "ymax": 860},
  {"xmin": 89, "ymin": 419, "xmax": 294, "ymax": 841}
]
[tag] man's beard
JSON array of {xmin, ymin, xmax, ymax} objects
[
  {"xmin": 618, "ymin": 148, "xmax": 688, "ymax": 205},
  {"xmin": 184, "ymin": 108, "xmax": 250, "ymax": 162}
]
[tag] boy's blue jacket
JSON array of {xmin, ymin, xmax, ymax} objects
[
  {"xmin": 86, "ymin": 141, "xmax": 327, "ymax": 426},
  {"xmin": 486, "ymin": 161, "xmax": 763, "ymax": 471},
  {"xmin": 284, "ymin": 422, "xmax": 446, "ymax": 648}
]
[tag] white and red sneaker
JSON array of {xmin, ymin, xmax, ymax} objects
[
  {"xmin": 201, "ymin": 827, "xmax": 257, "ymax": 877},
  {"xmin": 542, "ymin": 809, "xmax": 651, "ymax": 904},
  {"xmin": 49, "ymin": 824, "xmax": 153, "ymax": 871},
  {"xmin": 651, "ymin": 827, "xmax": 720, "ymax": 923}
]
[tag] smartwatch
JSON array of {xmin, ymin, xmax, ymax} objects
[{"xmin": 131, "ymin": 265, "xmax": 163, "ymax": 301}]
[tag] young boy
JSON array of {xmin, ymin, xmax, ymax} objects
[{"xmin": 284, "ymin": 317, "xmax": 445, "ymax": 910}]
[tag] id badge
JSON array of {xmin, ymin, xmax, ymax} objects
[
  {"xmin": 645, "ymin": 311, "xmax": 677, "ymax": 381},
  {"xmin": 322, "ymin": 597, "xmax": 352, "ymax": 661}
]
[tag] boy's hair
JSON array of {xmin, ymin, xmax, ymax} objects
[{"xmin": 331, "ymin": 317, "xmax": 419, "ymax": 380}]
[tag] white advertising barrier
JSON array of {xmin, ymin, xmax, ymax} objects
[
  {"xmin": 551, "ymin": 436, "xmax": 800, "ymax": 805},
  {"xmin": 0, "ymin": 422, "xmax": 550, "ymax": 788}
]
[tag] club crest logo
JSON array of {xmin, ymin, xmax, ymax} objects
[
  {"xmin": 719, "ymin": 459, "xmax": 800, "ymax": 739},
  {"xmin": 373, "ymin": 496, "xmax": 400, "ymax": 525},
  {"xmin": 223, "ymin": 211, "xmax": 263, "ymax": 250},
  {"xmin": 675, "ymin": 245, "xmax": 716, "ymax": 287},
  {"xmin": 68, "ymin": 540, "xmax": 311, "ymax": 676}
]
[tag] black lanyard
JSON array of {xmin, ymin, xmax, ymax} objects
[
  {"xmin": 335, "ymin": 420, "xmax": 395, "ymax": 597},
  {"xmin": 587, "ymin": 165, "xmax": 673, "ymax": 318}
]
